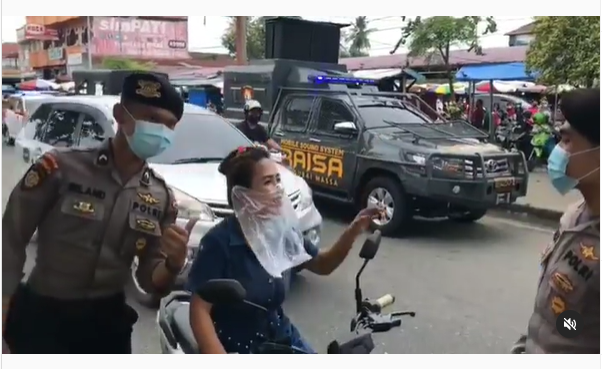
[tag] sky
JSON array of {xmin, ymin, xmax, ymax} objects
[{"xmin": 1, "ymin": 16, "xmax": 533, "ymax": 56}]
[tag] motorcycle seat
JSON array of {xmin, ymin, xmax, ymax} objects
[{"xmin": 169, "ymin": 302, "xmax": 199, "ymax": 354}]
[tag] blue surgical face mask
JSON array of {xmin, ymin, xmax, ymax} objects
[
  {"xmin": 123, "ymin": 107, "xmax": 174, "ymax": 160},
  {"xmin": 547, "ymin": 144, "xmax": 599, "ymax": 195}
]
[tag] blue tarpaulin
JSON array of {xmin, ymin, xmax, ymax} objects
[{"xmin": 455, "ymin": 62, "xmax": 537, "ymax": 81}]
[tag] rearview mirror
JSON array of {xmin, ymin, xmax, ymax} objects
[
  {"xmin": 333, "ymin": 121, "xmax": 358, "ymax": 134},
  {"xmin": 359, "ymin": 230, "xmax": 381, "ymax": 260},
  {"xmin": 196, "ymin": 279, "xmax": 246, "ymax": 305}
]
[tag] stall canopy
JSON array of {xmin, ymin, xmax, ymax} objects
[
  {"xmin": 352, "ymin": 68, "xmax": 426, "ymax": 83},
  {"xmin": 455, "ymin": 62, "xmax": 537, "ymax": 82}
]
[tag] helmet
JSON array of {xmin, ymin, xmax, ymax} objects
[
  {"xmin": 533, "ymin": 112, "xmax": 548, "ymax": 125},
  {"xmin": 244, "ymin": 99, "xmax": 262, "ymax": 112}
]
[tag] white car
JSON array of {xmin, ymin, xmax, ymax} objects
[
  {"xmin": 3, "ymin": 94, "xmax": 52, "ymax": 145},
  {"xmin": 16, "ymin": 95, "xmax": 322, "ymax": 307}
]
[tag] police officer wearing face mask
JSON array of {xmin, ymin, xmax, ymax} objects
[
  {"xmin": 235, "ymin": 99, "xmax": 281, "ymax": 151},
  {"xmin": 2, "ymin": 72, "xmax": 196, "ymax": 354},
  {"xmin": 511, "ymin": 88, "xmax": 600, "ymax": 354}
]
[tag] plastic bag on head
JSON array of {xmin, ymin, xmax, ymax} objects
[{"xmin": 231, "ymin": 185, "xmax": 311, "ymax": 278}]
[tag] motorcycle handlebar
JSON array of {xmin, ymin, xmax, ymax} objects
[{"xmin": 375, "ymin": 294, "xmax": 395, "ymax": 310}]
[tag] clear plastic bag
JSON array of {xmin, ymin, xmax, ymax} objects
[{"xmin": 231, "ymin": 185, "xmax": 312, "ymax": 277}]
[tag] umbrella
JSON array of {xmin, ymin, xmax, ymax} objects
[
  {"xmin": 18, "ymin": 79, "xmax": 60, "ymax": 91},
  {"xmin": 431, "ymin": 83, "xmax": 466, "ymax": 95}
]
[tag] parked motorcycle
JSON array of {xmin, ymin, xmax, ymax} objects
[{"xmin": 157, "ymin": 230, "xmax": 414, "ymax": 354}]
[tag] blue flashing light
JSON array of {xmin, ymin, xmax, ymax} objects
[{"xmin": 309, "ymin": 75, "xmax": 379, "ymax": 85}]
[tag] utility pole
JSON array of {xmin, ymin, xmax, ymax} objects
[
  {"xmin": 86, "ymin": 16, "xmax": 93, "ymax": 70},
  {"xmin": 235, "ymin": 16, "xmax": 247, "ymax": 65}
]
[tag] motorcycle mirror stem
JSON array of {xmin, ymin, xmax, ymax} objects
[{"xmin": 354, "ymin": 259, "xmax": 369, "ymax": 314}]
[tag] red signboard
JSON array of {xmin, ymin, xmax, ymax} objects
[
  {"xmin": 16, "ymin": 24, "xmax": 59, "ymax": 42},
  {"xmin": 91, "ymin": 17, "xmax": 189, "ymax": 59}
]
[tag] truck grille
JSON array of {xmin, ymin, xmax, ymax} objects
[
  {"xmin": 466, "ymin": 158, "xmax": 511, "ymax": 178},
  {"xmin": 208, "ymin": 190, "xmax": 302, "ymax": 219}
]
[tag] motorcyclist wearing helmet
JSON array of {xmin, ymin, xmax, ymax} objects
[{"xmin": 235, "ymin": 100, "xmax": 281, "ymax": 151}]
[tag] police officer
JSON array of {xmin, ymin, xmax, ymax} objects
[
  {"xmin": 512, "ymin": 88, "xmax": 600, "ymax": 354},
  {"xmin": 235, "ymin": 99, "xmax": 281, "ymax": 151},
  {"xmin": 2, "ymin": 72, "xmax": 195, "ymax": 354}
]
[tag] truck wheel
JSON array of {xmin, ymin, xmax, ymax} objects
[
  {"xmin": 449, "ymin": 208, "xmax": 488, "ymax": 223},
  {"xmin": 361, "ymin": 177, "xmax": 411, "ymax": 237},
  {"xmin": 128, "ymin": 257, "xmax": 160, "ymax": 309}
]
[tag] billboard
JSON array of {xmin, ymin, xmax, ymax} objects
[
  {"xmin": 91, "ymin": 17, "xmax": 189, "ymax": 59},
  {"xmin": 16, "ymin": 24, "xmax": 59, "ymax": 43}
]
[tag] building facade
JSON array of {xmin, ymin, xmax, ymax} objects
[
  {"xmin": 506, "ymin": 22, "xmax": 535, "ymax": 47},
  {"xmin": 17, "ymin": 16, "xmax": 190, "ymax": 79}
]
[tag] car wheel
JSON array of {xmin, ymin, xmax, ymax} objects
[
  {"xmin": 128, "ymin": 257, "xmax": 160, "ymax": 309},
  {"xmin": 449, "ymin": 208, "xmax": 488, "ymax": 223},
  {"xmin": 361, "ymin": 176, "xmax": 411, "ymax": 237}
]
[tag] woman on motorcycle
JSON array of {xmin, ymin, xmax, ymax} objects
[{"xmin": 186, "ymin": 146, "xmax": 380, "ymax": 354}]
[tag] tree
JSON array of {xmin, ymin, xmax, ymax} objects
[
  {"xmin": 392, "ymin": 16, "xmax": 497, "ymax": 94},
  {"xmin": 346, "ymin": 16, "xmax": 374, "ymax": 57},
  {"xmin": 526, "ymin": 17, "xmax": 600, "ymax": 87},
  {"xmin": 221, "ymin": 17, "xmax": 266, "ymax": 60},
  {"xmin": 101, "ymin": 58, "xmax": 153, "ymax": 71}
]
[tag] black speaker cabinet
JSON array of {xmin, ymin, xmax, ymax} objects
[{"xmin": 264, "ymin": 17, "xmax": 345, "ymax": 64}]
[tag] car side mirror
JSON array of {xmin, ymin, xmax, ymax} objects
[
  {"xmin": 333, "ymin": 121, "xmax": 358, "ymax": 134},
  {"xmin": 196, "ymin": 279, "xmax": 246, "ymax": 305},
  {"xmin": 359, "ymin": 230, "xmax": 381, "ymax": 260}
]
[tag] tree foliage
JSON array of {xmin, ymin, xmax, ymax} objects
[
  {"xmin": 221, "ymin": 17, "xmax": 266, "ymax": 60},
  {"xmin": 101, "ymin": 58, "xmax": 153, "ymax": 71},
  {"xmin": 526, "ymin": 16, "xmax": 600, "ymax": 87},
  {"xmin": 393, "ymin": 16, "xmax": 497, "ymax": 94},
  {"xmin": 345, "ymin": 16, "xmax": 374, "ymax": 57}
]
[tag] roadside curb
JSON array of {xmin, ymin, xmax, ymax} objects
[{"xmin": 494, "ymin": 203, "xmax": 563, "ymax": 222}]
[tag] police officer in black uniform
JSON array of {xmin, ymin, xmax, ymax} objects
[{"xmin": 2, "ymin": 72, "xmax": 195, "ymax": 353}]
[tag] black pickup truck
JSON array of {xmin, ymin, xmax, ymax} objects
[{"xmin": 222, "ymin": 60, "xmax": 529, "ymax": 236}]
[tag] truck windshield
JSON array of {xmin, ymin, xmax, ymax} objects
[
  {"xmin": 358, "ymin": 105, "xmax": 433, "ymax": 129},
  {"xmin": 149, "ymin": 113, "xmax": 251, "ymax": 165}
]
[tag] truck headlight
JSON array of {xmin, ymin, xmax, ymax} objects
[
  {"xmin": 296, "ymin": 178, "xmax": 314, "ymax": 211},
  {"xmin": 171, "ymin": 187, "xmax": 215, "ymax": 221}
]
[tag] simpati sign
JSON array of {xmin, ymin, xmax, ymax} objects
[{"xmin": 91, "ymin": 17, "xmax": 189, "ymax": 59}]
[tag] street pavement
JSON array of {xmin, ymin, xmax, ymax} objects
[{"xmin": 2, "ymin": 144, "xmax": 555, "ymax": 354}]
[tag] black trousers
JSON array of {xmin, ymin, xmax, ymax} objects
[{"xmin": 4, "ymin": 284, "xmax": 138, "ymax": 354}]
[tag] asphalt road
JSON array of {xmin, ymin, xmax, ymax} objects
[{"xmin": 1, "ymin": 144, "xmax": 554, "ymax": 354}]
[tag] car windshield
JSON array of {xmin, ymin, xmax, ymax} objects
[
  {"xmin": 149, "ymin": 112, "xmax": 251, "ymax": 165},
  {"xmin": 359, "ymin": 104, "xmax": 432, "ymax": 129}
]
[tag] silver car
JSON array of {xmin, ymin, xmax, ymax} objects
[{"xmin": 16, "ymin": 95, "xmax": 322, "ymax": 307}]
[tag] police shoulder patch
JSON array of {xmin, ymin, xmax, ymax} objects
[{"xmin": 20, "ymin": 153, "xmax": 59, "ymax": 190}]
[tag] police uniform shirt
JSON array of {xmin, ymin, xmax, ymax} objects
[
  {"xmin": 3, "ymin": 146, "xmax": 179, "ymax": 300},
  {"xmin": 235, "ymin": 120, "xmax": 269, "ymax": 144},
  {"xmin": 525, "ymin": 200, "xmax": 600, "ymax": 354}
]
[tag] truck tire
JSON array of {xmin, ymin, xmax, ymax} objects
[
  {"xmin": 449, "ymin": 208, "xmax": 488, "ymax": 223},
  {"xmin": 361, "ymin": 176, "xmax": 411, "ymax": 237},
  {"xmin": 128, "ymin": 257, "xmax": 160, "ymax": 309}
]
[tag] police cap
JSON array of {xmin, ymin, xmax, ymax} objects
[
  {"xmin": 560, "ymin": 88, "xmax": 600, "ymax": 145},
  {"xmin": 121, "ymin": 72, "xmax": 184, "ymax": 121}
]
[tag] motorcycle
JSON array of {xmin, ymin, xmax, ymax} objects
[
  {"xmin": 157, "ymin": 230, "xmax": 414, "ymax": 354},
  {"xmin": 527, "ymin": 124, "xmax": 557, "ymax": 172}
]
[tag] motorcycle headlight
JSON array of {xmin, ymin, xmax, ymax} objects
[
  {"xmin": 170, "ymin": 187, "xmax": 215, "ymax": 221},
  {"xmin": 296, "ymin": 178, "xmax": 314, "ymax": 211}
]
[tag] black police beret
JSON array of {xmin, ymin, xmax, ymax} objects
[
  {"xmin": 122, "ymin": 72, "xmax": 184, "ymax": 121},
  {"xmin": 560, "ymin": 88, "xmax": 600, "ymax": 145}
]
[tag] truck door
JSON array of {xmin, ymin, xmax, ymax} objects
[
  {"xmin": 271, "ymin": 95, "xmax": 318, "ymax": 185},
  {"xmin": 306, "ymin": 96, "xmax": 359, "ymax": 197}
]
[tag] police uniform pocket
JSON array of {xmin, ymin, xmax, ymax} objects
[
  {"xmin": 60, "ymin": 196, "xmax": 105, "ymax": 221},
  {"xmin": 121, "ymin": 213, "xmax": 162, "ymax": 262}
]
